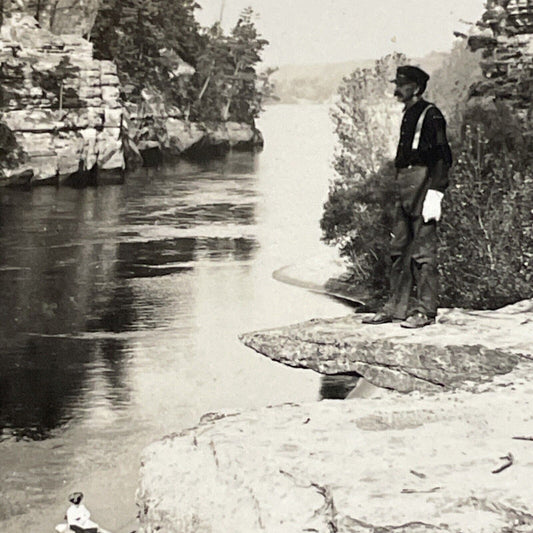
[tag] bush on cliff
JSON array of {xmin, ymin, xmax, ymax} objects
[
  {"xmin": 438, "ymin": 103, "xmax": 533, "ymax": 309},
  {"xmin": 192, "ymin": 8, "xmax": 271, "ymax": 123},
  {"xmin": 321, "ymin": 161, "xmax": 396, "ymax": 299},
  {"xmin": 320, "ymin": 53, "xmax": 406, "ymax": 302},
  {"xmin": 321, "ymin": 46, "xmax": 533, "ymax": 309},
  {"xmin": 91, "ymin": 0, "xmax": 203, "ymax": 110}
]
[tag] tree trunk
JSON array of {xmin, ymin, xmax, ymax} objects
[
  {"xmin": 222, "ymin": 62, "xmax": 242, "ymax": 121},
  {"xmin": 35, "ymin": 0, "xmax": 42, "ymax": 22},
  {"xmin": 197, "ymin": 72, "xmax": 212, "ymax": 102},
  {"xmin": 222, "ymin": 99, "xmax": 230, "ymax": 121},
  {"xmin": 49, "ymin": 0, "xmax": 61, "ymax": 33}
]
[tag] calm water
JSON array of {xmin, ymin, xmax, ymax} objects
[{"xmin": 0, "ymin": 104, "xmax": 351, "ymax": 532}]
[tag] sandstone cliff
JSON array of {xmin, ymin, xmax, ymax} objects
[
  {"xmin": 468, "ymin": 0, "xmax": 533, "ymax": 120},
  {"xmin": 0, "ymin": 14, "xmax": 123, "ymax": 185},
  {"xmin": 0, "ymin": 13, "xmax": 264, "ymax": 187}
]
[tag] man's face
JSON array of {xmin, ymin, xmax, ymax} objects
[{"xmin": 393, "ymin": 81, "xmax": 419, "ymax": 104}]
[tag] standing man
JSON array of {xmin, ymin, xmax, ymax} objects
[{"xmin": 363, "ymin": 65, "xmax": 452, "ymax": 328}]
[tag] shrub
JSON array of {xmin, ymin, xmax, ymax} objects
[
  {"xmin": 438, "ymin": 103, "xmax": 533, "ymax": 308},
  {"xmin": 321, "ymin": 161, "xmax": 396, "ymax": 300},
  {"xmin": 322, "ymin": 55, "xmax": 408, "ymax": 303},
  {"xmin": 322, "ymin": 45, "xmax": 533, "ymax": 310},
  {"xmin": 329, "ymin": 53, "xmax": 405, "ymax": 184},
  {"xmin": 425, "ymin": 40, "xmax": 483, "ymax": 140}
]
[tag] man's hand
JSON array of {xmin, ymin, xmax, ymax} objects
[{"xmin": 422, "ymin": 189, "xmax": 444, "ymax": 222}]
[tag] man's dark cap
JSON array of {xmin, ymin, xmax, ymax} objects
[{"xmin": 390, "ymin": 65, "xmax": 430, "ymax": 86}]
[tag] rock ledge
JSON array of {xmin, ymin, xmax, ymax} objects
[
  {"xmin": 135, "ymin": 300, "xmax": 533, "ymax": 533},
  {"xmin": 137, "ymin": 366, "xmax": 533, "ymax": 533},
  {"xmin": 240, "ymin": 300, "xmax": 533, "ymax": 393}
]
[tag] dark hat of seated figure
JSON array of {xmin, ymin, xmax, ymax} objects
[
  {"xmin": 68, "ymin": 492, "xmax": 83, "ymax": 504},
  {"xmin": 391, "ymin": 65, "xmax": 430, "ymax": 86}
]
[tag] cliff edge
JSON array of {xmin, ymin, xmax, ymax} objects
[{"xmin": 136, "ymin": 300, "xmax": 533, "ymax": 533}]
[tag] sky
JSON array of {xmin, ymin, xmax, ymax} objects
[{"xmin": 195, "ymin": 0, "xmax": 487, "ymax": 66}]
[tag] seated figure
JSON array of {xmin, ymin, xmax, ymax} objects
[{"xmin": 66, "ymin": 492, "xmax": 99, "ymax": 533}]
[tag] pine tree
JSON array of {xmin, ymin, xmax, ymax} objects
[{"xmin": 192, "ymin": 8, "xmax": 269, "ymax": 123}]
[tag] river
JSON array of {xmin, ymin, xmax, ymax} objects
[{"xmin": 0, "ymin": 104, "xmax": 351, "ymax": 532}]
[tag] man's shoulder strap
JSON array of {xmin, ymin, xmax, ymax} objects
[{"xmin": 412, "ymin": 102, "xmax": 435, "ymax": 150}]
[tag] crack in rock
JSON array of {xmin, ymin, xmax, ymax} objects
[{"xmin": 340, "ymin": 515, "xmax": 448, "ymax": 532}]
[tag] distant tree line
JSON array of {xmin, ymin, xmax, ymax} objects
[{"xmin": 90, "ymin": 0, "xmax": 274, "ymax": 124}]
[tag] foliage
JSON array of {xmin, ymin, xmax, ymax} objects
[
  {"xmin": 191, "ymin": 8, "xmax": 270, "ymax": 123},
  {"xmin": 321, "ymin": 54, "xmax": 406, "ymax": 300},
  {"xmin": 91, "ymin": 2, "xmax": 271, "ymax": 124},
  {"xmin": 0, "ymin": 0, "xmax": 24, "ymax": 27},
  {"xmin": 91, "ymin": 0, "xmax": 203, "ymax": 105},
  {"xmin": 31, "ymin": 56, "xmax": 80, "ymax": 110},
  {"xmin": 438, "ymin": 103, "xmax": 533, "ymax": 309},
  {"xmin": 425, "ymin": 40, "xmax": 483, "ymax": 140},
  {"xmin": 321, "ymin": 161, "xmax": 396, "ymax": 299},
  {"xmin": 322, "ymin": 47, "xmax": 533, "ymax": 309},
  {"xmin": 329, "ymin": 53, "xmax": 405, "ymax": 184}
]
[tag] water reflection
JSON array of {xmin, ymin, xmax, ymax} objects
[
  {"xmin": 115, "ymin": 238, "xmax": 196, "ymax": 279},
  {"xmin": 0, "ymin": 105, "xmax": 351, "ymax": 532},
  {"xmin": 0, "ymin": 336, "xmax": 129, "ymax": 441},
  {"xmin": 0, "ymin": 151, "xmax": 261, "ymax": 441}
]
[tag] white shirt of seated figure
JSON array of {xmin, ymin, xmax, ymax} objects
[{"xmin": 66, "ymin": 503, "xmax": 98, "ymax": 529}]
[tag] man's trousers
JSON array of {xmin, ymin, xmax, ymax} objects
[{"xmin": 383, "ymin": 166, "xmax": 438, "ymax": 319}]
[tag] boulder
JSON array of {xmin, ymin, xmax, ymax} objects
[
  {"xmin": 165, "ymin": 119, "xmax": 206, "ymax": 153},
  {"xmin": 80, "ymin": 127, "xmax": 98, "ymax": 170},
  {"xmin": 137, "ymin": 364, "xmax": 533, "ymax": 533},
  {"xmin": 226, "ymin": 121, "xmax": 255, "ymax": 147},
  {"xmin": 239, "ymin": 300, "xmax": 533, "ymax": 393},
  {"xmin": 55, "ymin": 131, "xmax": 85, "ymax": 176},
  {"xmin": 97, "ymin": 128, "xmax": 125, "ymax": 170},
  {"xmin": 206, "ymin": 123, "xmax": 231, "ymax": 151},
  {"xmin": 30, "ymin": 152, "xmax": 58, "ymax": 181}
]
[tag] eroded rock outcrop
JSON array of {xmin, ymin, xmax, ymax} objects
[
  {"xmin": 468, "ymin": 0, "xmax": 533, "ymax": 117},
  {"xmin": 240, "ymin": 300, "xmax": 533, "ymax": 393},
  {"xmin": 0, "ymin": 15, "xmax": 124, "ymax": 184},
  {"xmin": 136, "ymin": 364, "xmax": 533, "ymax": 533},
  {"xmin": 126, "ymin": 88, "xmax": 264, "ymax": 165},
  {"xmin": 0, "ymin": 15, "xmax": 264, "ymax": 186}
]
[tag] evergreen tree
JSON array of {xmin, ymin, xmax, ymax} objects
[
  {"xmin": 192, "ymin": 8, "xmax": 269, "ymax": 123},
  {"xmin": 91, "ymin": 2, "xmax": 272, "ymax": 124},
  {"xmin": 91, "ymin": 0, "xmax": 202, "ymax": 101}
]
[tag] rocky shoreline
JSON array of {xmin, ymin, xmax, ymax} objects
[
  {"xmin": 0, "ymin": 15, "xmax": 263, "ymax": 189},
  {"xmin": 135, "ymin": 251, "xmax": 533, "ymax": 533}
]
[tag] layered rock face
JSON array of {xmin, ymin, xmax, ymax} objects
[
  {"xmin": 0, "ymin": 15, "xmax": 123, "ymax": 185},
  {"xmin": 0, "ymin": 14, "xmax": 264, "ymax": 186},
  {"xmin": 125, "ymin": 89, "xmax": 264, "ymax": 165},
  {"xmin": 468, "ymin": 0, "xmax": 533, "ymax": 117}
]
